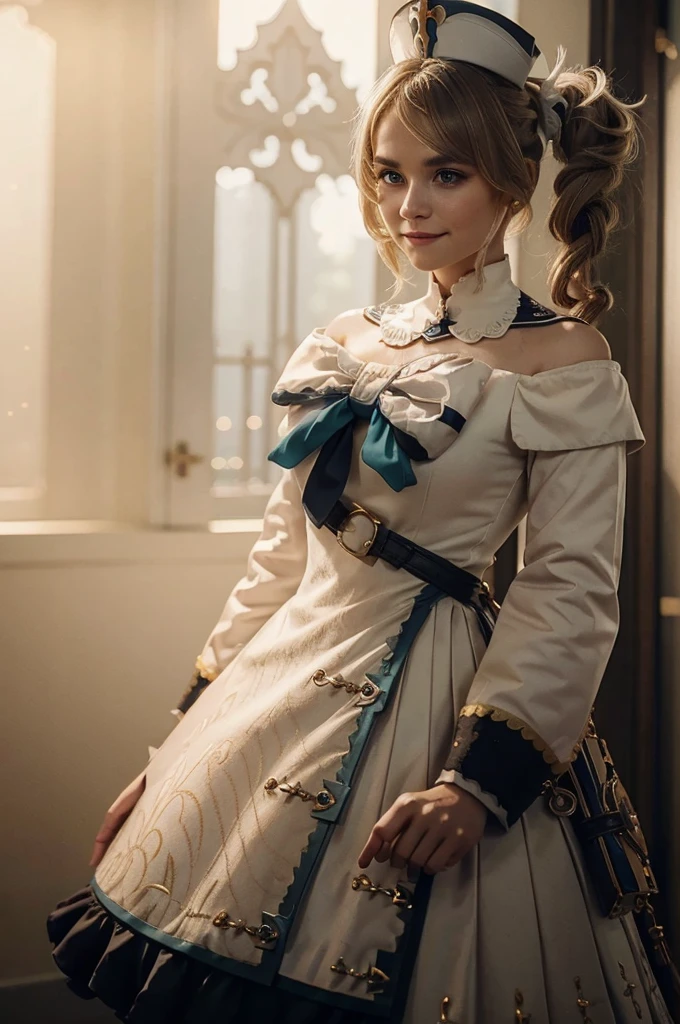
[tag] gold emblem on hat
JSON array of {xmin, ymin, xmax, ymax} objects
[{"xmin": 410, "ymin": 0, "xmax": 447, "ymax": 58}]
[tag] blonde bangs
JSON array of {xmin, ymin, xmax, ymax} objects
[{"xmin": 350, "ymin": 59, "xmax": 537, "ymax": 298}]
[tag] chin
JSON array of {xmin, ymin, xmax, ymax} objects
[
  {"xmin": 398, "ymin": 239, "xmax": 463, "ymax": 271},
  {"xmin": 404, "ymin": 248, "xmax": 455, "ymax": 272}
]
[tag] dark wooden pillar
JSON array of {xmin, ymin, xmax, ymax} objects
[
  {"xmin": 590, "ymin": 1, "xmax": 680, "ymax": 1008},
  {"xmin": 588, "ymin": 0, "xmax": 664, "ymax": 849}
]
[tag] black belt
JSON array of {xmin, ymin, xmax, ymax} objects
[{"xmin": 322, "ymin": 498, "xmax": 499, "ymax": 643}]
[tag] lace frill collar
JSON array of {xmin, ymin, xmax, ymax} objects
[{"xmin": 380, "ymin": 255, "xmax": 522, "ymax": 347}]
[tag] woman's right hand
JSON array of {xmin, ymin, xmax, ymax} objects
[{"xmin": 89, "ymin": 767, "xmax": 147, "ymax": 868}]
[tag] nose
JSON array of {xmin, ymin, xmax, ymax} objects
[{"xmin": 399, "ymin": 179, "xmax": 432, "ymax": 222}]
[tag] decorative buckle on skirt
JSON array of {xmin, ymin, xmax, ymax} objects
[{"xmin": 335, "ymin": 501, "xmax": 381, "ymax": 564}]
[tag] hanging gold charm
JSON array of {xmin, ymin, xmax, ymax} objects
[
  {"xmin": 310, "ymin": 668, "xmax": 382, "ymax": 705},
  {"xmin": 514, "ymin": 989, "xmax": 532, "ymax": 1022},
  {"xmin": 330, "ymin": 956, "xmax": 390, "ymax": 991},
  {"xmin": 212, "ymin": 909, "xmax": 279, "ymax": 947},
  {"xmin": 264, "ymin": 775, "xmax": 336, "ymax": 812},
  {"xmin": 351, "ymin": 872, "xmax": 413, "ymax": 909},
  {"xmin": 437, "ymin": 994, "xmax": 463, "ymax": 1023},
  {"xmin": 618, "ymin": 962, "xmax": 643, "ymax": 1019},
  {"xmin": 574, "ymin": 977, "xmax": 594, "ymax": 1022}
]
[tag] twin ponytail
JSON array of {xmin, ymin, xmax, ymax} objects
[{"xmin": 546, "ymin": 66, "xmax": 643, "ymax": 323}]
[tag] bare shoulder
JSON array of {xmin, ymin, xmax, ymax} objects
[
  {"xmin": 529, "ymin": 319, "xmax": 612, "ymax": 374},
  {"xmin": 322, "ymin": 307, "xmax": 376, "ymax": 346}
]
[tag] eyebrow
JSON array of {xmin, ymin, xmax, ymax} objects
[{"xmin": 373, "ymin": 154, "xmax": 460, "ymax": 168}]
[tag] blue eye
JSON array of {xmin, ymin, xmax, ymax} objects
[
  {"xmin": 376, "ymin": 168, "xmax": 466, "ymax": 186},
  {"xmin": 378, "ymin": 170, "xmax": 403, "ymax": 185},
  {"xmin": 436, "ymin": 168, "xmax": 465, "ymax": 185}
]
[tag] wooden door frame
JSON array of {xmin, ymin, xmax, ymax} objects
[{"xmin": 587, "ymin": 0, "xmax": 664, "ymax": 853}]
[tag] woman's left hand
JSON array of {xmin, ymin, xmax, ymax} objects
[{"xmin": 357, "ymin": 782, "xmax": 487, "ymax": 875}]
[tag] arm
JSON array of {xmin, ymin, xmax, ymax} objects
[
  {"xmin": 173, "ymin": 462, "xmax": 308, "ymax": 720},
  {"xmin": 436, "ymin": 441, "xmax": 626, "ymax": 827},
  {"xmin": 434, "ymin": 362, "xmax": 645, "ymax": 829}
]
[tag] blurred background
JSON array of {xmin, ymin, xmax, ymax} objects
[{"xmin": 1, "ymin": 0, "xmax": 679, "ymax": 1020}]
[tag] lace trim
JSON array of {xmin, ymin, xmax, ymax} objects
[
  {"xmin": 459, "ymin": 703, "xmax": 580, "ymax": 775},
  {"xmin": 449, "ymin": 305, "xmax": 519, "ymax": 344}
]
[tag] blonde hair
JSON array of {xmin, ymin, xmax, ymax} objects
[{"xmin": 350, "ymin": 56, "xmax": 642, "ymax": 323}]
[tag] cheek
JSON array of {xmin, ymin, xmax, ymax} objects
[
  {"xmin": 441, "ymin": 186, "xmax": 497, "ymax": 231},
  {"xmin": 377, "ymin": 191, "xmax": 401, "ymax": 223}
]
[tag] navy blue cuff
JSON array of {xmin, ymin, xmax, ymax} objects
[
  {"xmin": 442, "ymin": 708, "xmax": 556, "ymax": 827},
  {"xmin": 175, "ymin": 671, "xmax": 213, "ymax": 716}
]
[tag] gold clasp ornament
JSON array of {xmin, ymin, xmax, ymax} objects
[
  {"xmin": 212, "ymin": 910, "xmax": 279, "ymax": 948},
  {"xmin": 574, "ymin": 977, "xmax": 594, "ymax": 1022},
  {"xmin": 514, "ymin": 989, "xmax": 532, "ymax": 1022},
  {"xmin": 437, "ymin": 995, "xmax": 462, "ymax": 1023},
  {"xmin": 618, "ymin": 962, "xmax": 643, "ymax": 1019},
  {"xmin": 264, "ymin": 775, "xmax": 336, "ymax": 812},
  {"xmin": 310, "ymin": 668, "xmax": 382, "ymax": 706},
  {"xmin": 351, "ymin": 873, "xmax": 413, "ymax": 909},
  {"xmin": 330, "ymin": 956, "xmax": 390, "ymax": 991}
]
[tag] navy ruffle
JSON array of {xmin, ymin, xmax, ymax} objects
[{"xmin": 46, "ymin": 886, "xmax": 377, "ymax": 1024}]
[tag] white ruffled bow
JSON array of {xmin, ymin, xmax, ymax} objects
[{"xmin": 267, "ymin": 334, "xmax": 494, "ymax": 525}]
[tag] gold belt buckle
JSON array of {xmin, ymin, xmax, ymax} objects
[{"xmin": 336, "ymin": 502, "xmax": 381, "ymax": 564}]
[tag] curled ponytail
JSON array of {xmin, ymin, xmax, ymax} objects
[{"xmin": 548, "ymin": 66, "xmax": 643, "ymax": 323}]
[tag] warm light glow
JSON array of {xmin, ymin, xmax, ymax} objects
[
  {"xmin": 228, "ymin": 456, "xmax": 244, "ymax": 470},
  {"xmin": 216, "ymin": 416, "xmax": 232, "ymax": 431},
  {"xmin": 246, "ymin": 415, "xmax": 262, "ymax": 430},
  {"xmin": 211, "ymin": 457, "xmax": 227, "ymax": 470},
  {"xmin": 218, "ymin": 0, "xmax": 377, "ymax": 102},
  {"xmin": 0, "ymin": 6, "xmax": 54, "ymax": 501}
]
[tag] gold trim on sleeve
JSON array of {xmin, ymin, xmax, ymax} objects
[
  {"xmin": 458, "ymin": 703, "xmax": 579, "ymax": 775},
  {"xmin": 195, "ymin": 655, "xmax": 218, "ymax": 682}
]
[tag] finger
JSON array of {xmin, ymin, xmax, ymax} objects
[
  {"xmin": 88, "ymin": 832, "xmax": 116, "ymax": 867},
  {"xmin": 406, "ymin": 831, "xmax": 447, "ymax": 874},
  {"xmin": 390, "ymin": 823, "xmax": 428, "ymax": 869},
  {"xmin": 423, "ymin": 840, "xmax": 460, "ymax": 875},
  {"xmin": 373, "ymin": 839, "xmax": 392, "ymax": 863},
  {"xmin": 88, "ymin": 811, "xmax": 128, "ymax": 867},
  {"xmin": 440, "ymin": 840, "xmax": 473, "ymax": 872},
  {"xmin": 357, "ymin": 800, "xmax": 415, "ymax": 868}
]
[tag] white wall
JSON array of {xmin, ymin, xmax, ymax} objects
[
  {"xmin": 0, "ymin": 526, "xmax": 255, "ymax": 984},
  {"xmin": 14, "ymin": 0, "xmax": 163, "ymax": 523},
  {"xmin": 0, "ymin": 0, "xmax": 262, "ymax": 989}
]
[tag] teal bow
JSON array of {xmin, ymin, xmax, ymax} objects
[{"xmin": 267, "ymin": 391, "xmax": 426, "ymax": 527}]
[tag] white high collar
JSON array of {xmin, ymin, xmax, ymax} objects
[{"xmin": 380, "ymin": 255, "xmax": 522, "ymax": 347}]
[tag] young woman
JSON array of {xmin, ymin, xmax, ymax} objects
[{"xmin": 47, "ymin": 3, "xmax": 675, "ymax": 1021}]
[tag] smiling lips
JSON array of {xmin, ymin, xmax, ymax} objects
[{"xmin": 403, "ymin": 232, "xmax": 446, "ymax": 245}]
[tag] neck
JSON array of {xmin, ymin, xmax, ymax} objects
[{"xmin": 432, "ymin": 239, "xmax": 508, "ymax": 297}]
